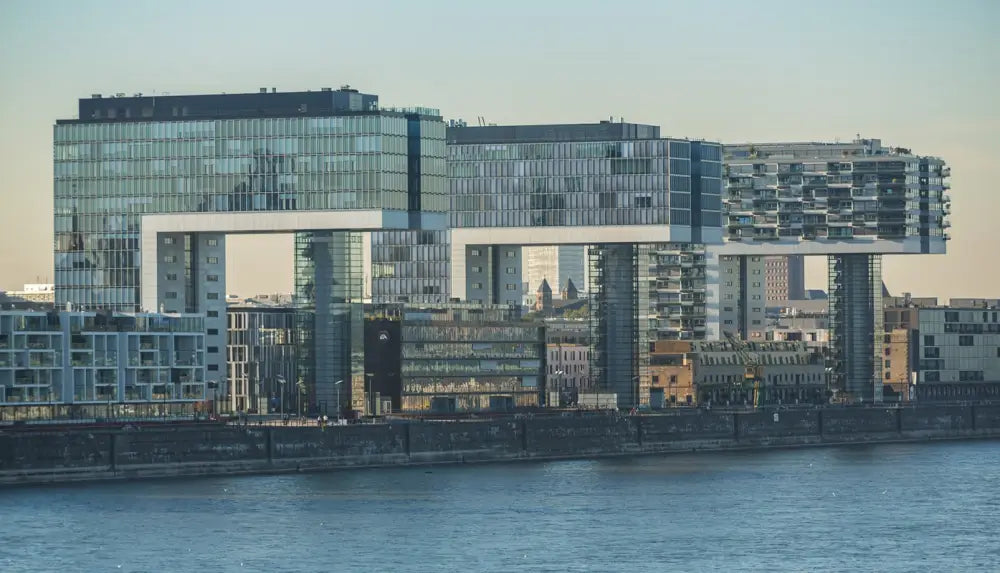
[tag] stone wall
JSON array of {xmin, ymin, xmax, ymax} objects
[{"xmin": 3, "ymin": 404, "xmax": 1000, "ymax": 485}]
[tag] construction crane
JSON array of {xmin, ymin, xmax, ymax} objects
[{"xmin": 724, "ymin": 332, "xmax": 765, "ymax": 408}]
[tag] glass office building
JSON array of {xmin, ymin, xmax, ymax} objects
[
  {"xmin": 54, "ymin": 91, "xmax": 445, "ymax": 310},
  {"xmin": 54, "ymin": 88, "xmax": 445, "ymax": 413},
  {"xmin": 446, "ymin": 123, "xmax": 723, "ymax": 407},
  {"xmin": 448, "ymin": 124, "xmax": 722, "ymax": 232}
]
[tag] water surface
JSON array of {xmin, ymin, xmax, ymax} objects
[{"xmin": 2, "ymin": 441, "xmax": 998, "ymax": 572}]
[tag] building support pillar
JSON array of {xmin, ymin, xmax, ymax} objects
[
  {"xmin": 828, "ymin": 254, "xmax": 883, "ymax": 403},
  {"xmin": 294, "ymin": 231, "xmax": 364, "ymax": 417},
  {"xmin": 589, "ymin": 244, "xmax": 642, "ymax": 409}
]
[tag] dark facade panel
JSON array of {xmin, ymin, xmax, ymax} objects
[
  {"xmin": 65, "ymin": 89, "xmax": 382, "ymax": 124},
  {"xmin": 447, "ymin": 122, "xmax": 661, "ymax": 145}
]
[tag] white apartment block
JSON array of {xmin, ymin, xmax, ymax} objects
[{"xmin": 0, "ymin": 310, "xmax": 206, "ymax": 406}]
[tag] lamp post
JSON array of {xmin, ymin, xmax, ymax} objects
[
  {"xmin": 334, "ymin": 379, "xmax": 343, "ymax": 422},
  {"xmin": 277, "ymin": 375, "xmax": 287, "ymax": 421},
  {"xmin": 631, "ymin": 375, "xmax": 641, "ymax": 412},
  {"xmin": 553, "ymin": 370, "xmax": 565, "ymax": 408},
  {"xmin": 365, "ymin": 373, "xmax": 374, "ymax": 417}
]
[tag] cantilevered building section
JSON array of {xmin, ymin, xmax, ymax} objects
[
  {"xmin": 719, "ymin": 138, "xmax": 950, "ymax": 402},
  {"xmin": 446, "ymin": 122, "xmax": 723, "ymax": 407},
  {"xmin": 54, "ymin": 87, "xmax": 446, "ymax": 414}
]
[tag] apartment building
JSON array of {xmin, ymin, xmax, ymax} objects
[{"xmin": 0, "ymin": 310, "xmax": 205, "ymax": 415}]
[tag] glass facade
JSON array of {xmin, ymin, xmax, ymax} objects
[
  {"xmin": 226, "ymin": 307, "xmax": 298, "ymax": 414},
  {"xmin": 828, "ymin": 254, "xmax": 883, "ymax": 402},
  {"xmin": 588, "ymin": 244, "xmax": 642, "ymax": 408},
  {"xmin": 294, "ymin": 231, "xmax": 364, "ymax": 416},
  {"xmin": 53, "ymin": 110, "xmax": 445, "ymax": 310},
  {"xmin": 370, "ymin": 230, "xmax": 450, "ymax": 304},
  {"xmin": 399, "ymin": 318, "xmax": 544, "ymax": 413},
  {"xmin": 448, "ymin": 138, "xmax": 719, "ymax": 228}
]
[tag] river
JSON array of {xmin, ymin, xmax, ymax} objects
[{"xmin": 1, "ymin": 440, "xmax": 998, "ymax": 572}]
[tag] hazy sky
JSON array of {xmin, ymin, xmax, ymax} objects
[{"xmin": 1, "ymin": 0, "xmax": 997, "ymax": 298}]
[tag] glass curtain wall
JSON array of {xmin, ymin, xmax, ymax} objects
[{"xmin": 294, "ymin": 231, "xmax": 364, "ymax": 416}]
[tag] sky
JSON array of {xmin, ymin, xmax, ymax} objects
[{"xmin": 0, "ymin": 0, "xmax": 997, "ymax": 299}]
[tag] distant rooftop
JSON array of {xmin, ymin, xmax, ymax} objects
[
  {"xmin": 59, "ymin": 86, "xmax": 440, "ymax": 124},
  {"xmin": 446, "ymin": 121, "xmax": 661, "ymax": 144},
  {"xmin": 725, "ymin": 138, "xmax": 943, "ymax": 162}
]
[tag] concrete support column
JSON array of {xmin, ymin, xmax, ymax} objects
[
  {"xmin": 461, "ymin": 245, "xmax": 522, "ymax": 306},
  {"xmin": 828, "ymin": 254, "xmax": 883, "ymax": 403},
  {"xmin": 190, "ymin": 233, "xmax": 227, "ymax": 393},
  {"xmin": 717, "ymin": 254, "xmax": 766, "ymax": 340}
]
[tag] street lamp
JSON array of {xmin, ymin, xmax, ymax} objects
[
  {"xmin": 553, "ymin": 370, "xmax": 565, "ymax": 408},
  {"xmin": 365, "ymin": 373, "xmax": 374, "ymax": 417},
  {"xmin": 277, "ymin": 375, "xmax": 287, "ymax": 421},
  {"xmin": 334, "ymin": 379, "xmax": 343, "ymax": 422}
]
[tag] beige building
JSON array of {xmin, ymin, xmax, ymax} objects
[
  {"xmin": 882, "ymin": 328, "xmax": 912, "ymax": 400},
  {"xmin": 764, "ymin": 255, "xmax": 805, "ymax": 302},
  {"xmin": 648, "ymin": 340, "xmax": 826, "ymax": 407},
  {"xmin": 649, "ymin": 341, "xmax": 696, "ymax": 407}
]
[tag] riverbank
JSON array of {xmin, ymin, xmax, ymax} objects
[{"xmin": 3, "ymin": 403, "xmax": 1000, "ymax": 486}]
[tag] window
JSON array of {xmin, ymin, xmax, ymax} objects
[
  {"xmin": 165, "ymin": 273, "xmax": 178, "ymax": 281},
  {"xmin": 945, "ymin": 311, "xmax": 959, "ymax": 323},
  {"xmin": 505, "ymin": 267, "xmax": 516, "ymax": 274},
  {"xmin": 885, "ymin": 360, "xmax": 891, "ymax": 368},
  {"xmin": 751, "ymin": 295, "xmax": 761, "ymax": 300},
  {"xmin": 162, "ymin": 237, "xmax": 175, "ymax": 245},
  {"xmin": 208, "ymin": 364, "xmax": 219, "ymax": 372},
  {"xmin": 206, "ymin": 238, "xmax": 218, "ymax": 247},
  {"xmin": 751, "ymin": 320, "xmax": 762, "ymax": 325},
  {"xmin": 208, "ymin": 346, "xmax": 219, "ymax": 353},
  {"xmin": 505, "ymin": 284, "xmax": 517, "ymax": 291},
  {"xmin": 752, "ymin": 307, "xmax": 761, "ymax": 313},
  {"xmin": 724, "ymin": 320, "xmax": 733, "ymax": 325},
  {"xmin": 207, "ymin": 293, "xmax": 220, "ymax": 300},
  {"xmin": 472, "ymin": 282, "xmax": 483, "ymax": 289},
  {"xmin": 207, "ymin": 274, "xmax": 219, "ymax": 282},
  {"xmin": 207, "ymin": 256, "xmax": 219, "ymax": 264},
  {"xmin": 207, "ymin": 310, "xmax": 219, "ymax": 318},
  {"xmin": 925, "ymin": 371, "xmax": 940, "ymax": 382},
  {"xmin": 471, "ymin": 266, "xmax": 483, "ymax": 273},
  {"xmin": 996, "ymin": 347, "xmax": 1000, "ymax": 358},
  {"xmin": 723, "ymin": 307, "xmax": 733, "ymax": 312},
  {"xmin": 924, "ymin": 335, "xmax": 935, "ymax": 346},
  {"xmin": 207, "ymin": 329, "xmax": 219, "ymax": 335},
  {"xmin": 470, "ymin": 249, "xmax": 481, "ymax": 257},
  {"xmin": 165, "ymin": 292, "xmax": 178, "ymax": 299},
  {"xmin": 163, "ymin": 255, "xmax": 176, "ymax": 263},
  {"xmin": 505, "ymin": 251, "xmax": 516, "ymax": 258},
  {"xmin": 885, "ymin": 372, "xmax": 891, "ymax": 380},
  {"xmin": 924, "ymin": 347, "xmax": 940, "ymax": 358},
  {"xmin": 959, "ymin": 335, "xmax": 974, "ymax": 347}
]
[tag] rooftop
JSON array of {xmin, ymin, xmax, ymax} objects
[{"xmin": 58, "ymin": 87, "xmax": 440, "ymax": 124}]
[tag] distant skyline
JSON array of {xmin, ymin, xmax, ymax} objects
[{"xmin": 1, "ymin": 0, "xmax": 997, "ymax": 298}]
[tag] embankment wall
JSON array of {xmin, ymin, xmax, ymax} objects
[{"xmin": 3, "ymin": 404, "xmax": 999, "ymax": 485}]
